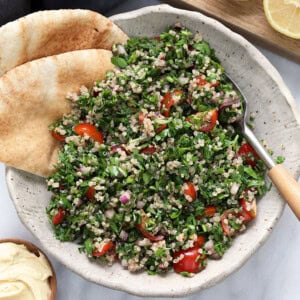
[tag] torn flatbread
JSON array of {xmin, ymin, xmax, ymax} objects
[
  {"xmin": 0, "ymin": 49, "xmax": 114, "ymax": 177},
  {"xmin": 0, "ymin": 9, "xmax": 127, "ymax": 76}
]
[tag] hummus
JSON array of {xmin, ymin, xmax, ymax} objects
[{"xmin": 0, "ymin": 242, "xmax": 53, "ymax": 300}]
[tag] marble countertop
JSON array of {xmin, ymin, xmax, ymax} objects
[{"xmin": 1, "ymin": 1, "xmax": 300, "ymax": 299}]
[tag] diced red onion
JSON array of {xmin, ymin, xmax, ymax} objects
[
  {"xmin": 230, "ymin": 182, "xmax": 240, "ymax": 196},
  {"xmin": 110, "ymin": 144, "xmax": 128, "ymax": 155},
  {"xmin": 120, "ymin": 192, "xmax": 130, "ymax": 204},
  {"xmin": 92, "ymin": 89, "xmax": 100, "ymax": 97},
  {"xmin": 204, "ymin": 240, "xmax": 221, "ymax": 259},
  {"xmin": 77, "ymin": 166, "xmax": 91, "ymax": 174},
  {"xmin": 204, "ymin": 239, "xmax": 214, "ymax": 251},
  {"xmin": 120, "ymin": 230, "xmax": 128, "ymax": 241},
  {"xmin": 210, "ymin": 253, "xmax": 221, "ymax": 259},
  {"xmin": 219, "ymin": 97, "xmax": 240, "ymax": 115}
]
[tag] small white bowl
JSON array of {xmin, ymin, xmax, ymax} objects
[{"xmin": 6, "ymin": 4, "xmax": 300, "ymax": 297}]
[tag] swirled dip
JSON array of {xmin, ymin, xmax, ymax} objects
[{"xmin": 0, "ymin": 242, "xmax": 53, "ymax": 300}]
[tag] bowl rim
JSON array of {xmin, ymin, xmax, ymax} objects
[
  {"xmin": 5, "ymin": 4, "xmax": 300, "ymax": 298},
  {"xmin": 0, "ymin": 238, "xmax": 57, "ymax": 300},
  {"xmin": 110, "ymin": 4, "xmax": 300, "ymax": 126}
]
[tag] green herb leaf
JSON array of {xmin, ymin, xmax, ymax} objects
[
  {"xmin": 276, "ymin": 156, "xmax": 285, "ymax": 164},
  {"xmin": 180, "ymin": 272, "xmax": 192, "ymax": 277},
  {"xmin": 111, "ymin": 56, "xmax": 128, "ymax": 68}
]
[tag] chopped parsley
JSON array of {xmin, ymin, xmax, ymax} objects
[{"xmin": 47, "ymin": 25, "xmax": 268, "ymax": 276}]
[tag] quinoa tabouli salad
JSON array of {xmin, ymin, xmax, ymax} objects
[{"xmin": 47, "ymin": 24, "xmax": 268, "ymax": 276}]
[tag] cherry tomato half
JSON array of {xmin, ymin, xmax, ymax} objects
[
  {"xmin": 138, "ymin": 111, "xmax": 145, "ymax": 124},
  {"xmin": 52, "ymin": 207, "xmax": 66, "ymax": 225},
  {"xmin": 238, "ymin": 143, "xmax": 259, "ymax": 167},
  {"xmin": 187, "ymin": 109, "xmax": 218, "ymax": 132},
  {"xmin": 86, "ymin": 186, "xmax": 95, "ymax": 201},
  {"xmin": 239, "ymin": 198, "xmax": 257, "ymax": 223},
  {"xmin": 136, "ymin": 216, "xmax": 164, "ymax": 242},
  {"xmin": 155, "ymin": 123, "xmax": 167, "ymax": 134},
  {"xmin": 195, "ymin": 76, "xmax": 220, "ymax": 88},
  {"xmin": 161, "ymin": 93, "xmax": 175, "ymax": 117},
  {"xmin": 51, "ymin": 130, "xmax": 65, "ymax": 142},
  {"xmin": 92, "ymin": 241, "xmax": 114, "ymax": 257},
  {"xmin": 183, "ymin": 181, "xmax": 197, "ymax": 201},
  {"xmin": 194, "ymin": 236, "xmax": 206, "ymax": 248},
  {"xmin": 74, "ymin": 123, "xmax": 104, "ymax": 144},
  {"xmin": 173, "ymin": 246, "xmax": 206, "ymax": 274},
  {"xmin": 161, "ymin": 90, "xmax": 183, "ymax": 117},
  {"xmin": 196, "ymin": 206, "xmax": 217, "ymax": 220},
  {"xmin": 204, "ymin": 205, "xmax": 217, "ymax": 217},
  {"xmin": 221, "ymin": 209, "xmax": 243, "ymax": 237}
]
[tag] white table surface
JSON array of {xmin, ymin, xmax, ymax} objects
[{"xmin": 1, "ymin": 1, "xmax": 300, "ymax": 300}]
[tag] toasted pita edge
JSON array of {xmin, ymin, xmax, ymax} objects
[{"xmin": 0, "ymin": 9, "xmax": 128, "ymax": 76}]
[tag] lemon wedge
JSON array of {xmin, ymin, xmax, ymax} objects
[{"xmin": 263, "ymin": 0, "xmax": 300, "ymax": 39}]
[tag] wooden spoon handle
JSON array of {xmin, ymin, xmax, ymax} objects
[{"xmin": 268, "ymin": 164, "xmax": 300, "ymax": 220}]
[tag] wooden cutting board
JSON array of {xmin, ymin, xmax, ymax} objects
[{"xmin": 164, "ymin": 0, "xmax": 300, "ymax": 63}]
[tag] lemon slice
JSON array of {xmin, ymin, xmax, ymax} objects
[{"xmin": 263, "ymin": 0, "xmax": 300, "ymax": 39}]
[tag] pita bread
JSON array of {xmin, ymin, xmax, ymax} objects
[
  {"xmin": 0, "ymin": 49, "xmax": 114, "ymax": 177},
  {"xmin": 0, "ymin": 9, "xmax": 127, "ymax": 76}
]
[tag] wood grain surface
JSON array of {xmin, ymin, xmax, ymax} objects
[{"xmin": 164, "ymin": 0, "xmax": 300, "ymax": 62}]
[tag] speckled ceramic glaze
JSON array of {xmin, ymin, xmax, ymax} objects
[{"xmin": 6, "ymin": 4, "xmax": 300, "ymax": 297}]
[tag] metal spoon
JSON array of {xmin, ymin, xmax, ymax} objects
[{"xmin": 227, "ymin": 74, "xmax": 300, "ymax": 220}]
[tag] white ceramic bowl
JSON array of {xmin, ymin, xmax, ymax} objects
[{"xmin": 6, "ymin": 4, "xmax": 300, "ymax": 297}]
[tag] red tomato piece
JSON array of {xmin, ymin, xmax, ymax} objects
[
  {"xmin": 136, "ymin": 216, "xmax": 164, "ymax": 242},
  {"xmin": 195, "ymin": 76, "xmax": 220, "ymax": 88},
  {"xmin": 221, "ymin": 209, "xmax": 242, "ymax": 237},
  {"xmin": 194, "ymin": 236, "xmax": 205, "ymax": 248},
  {"xmin": 195, "ymin": 76, "xmax": 208, "ymax": 86},
  {"xmin": 238, "ymin": 143, "xmax": 259, "ymax": 167},
  {"xmin": 90, "ymin": 131, "xmax": 104, "ymax": 144},
  {"xmin": 173, "ymin": 90, "xmax": 184, "ymax": 97},
  {"xmin": 161, "ymin": 93, "xmax": 174, "ymax": 117},
  {"xmin": 52, "ymin": 207, "xmax": 65, "ymax": 225},
  {"xmin": 74, "ymin": 123, "xmax": 104, "ymax": 144},
  {"xmin": 187, "ymin": 109, "xmax": 218, "ymax": 133},
  {"xmin": 239, "ymin": 198, "xmax": 257, "ymax": 223},
  {"xmin": 86, "ymin": 186, "xmax": 95, "ymax": 201},
  {"xmin": 161, "ymin": 93, "xmax": 171, "ymax": 104},
  {"xmin": 205, "ymin": 206, "xmax": 217, "ymax": 216},
  {"xmin": 196, "ymin": 206, "xmax": 217, "ymax": 220},
  {"xmin": 173, "ymin": 246, "xmax": 206, "ymax": 274},
  {"xmin": 138, "ymin": 111, "xmax": 145, "ymax": 124},
  {"xmin": 92, "ymin": 241, "xmax": 114, "ymax": 257},
  {"xmin": 183, "ymin": 181, "xmax": 197, "ymax": 201},
  {"xmin": 161, "ymin": 90, "xmax": 183, "ymax": 117},
  {"xmin": 51, "ymin": 130, "xmax": 65, "ymax": 142},
  {"xmin": 155, "ymin": 123, "xmax": 167, "ymax": 134},
  {"xmin": 139, "ymin": 145, "xmax": 157, "ymax": 155}
]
